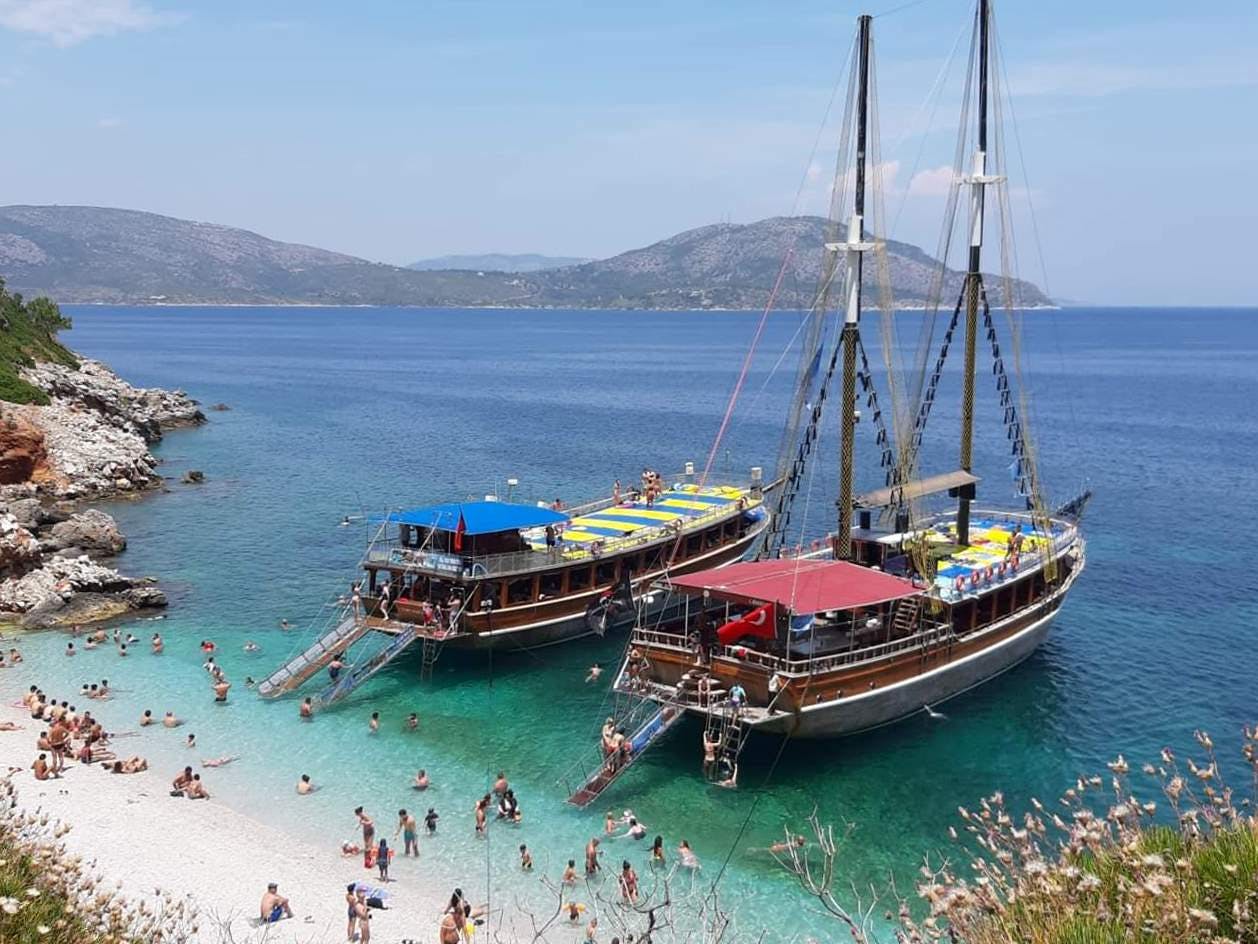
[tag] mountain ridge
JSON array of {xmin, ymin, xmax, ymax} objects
[
  {"xmin": 0, "ymin": 205, "xmax": 1052, "ymax": 309},
  {"xmin": 407, "ymin": 253, "xmax": 591, "ymax": 273}
]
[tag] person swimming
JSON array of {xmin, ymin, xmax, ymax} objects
[
  {"xmin": 413, "ymin": 769, "xmax": 430, "ymax": 790},
  {"xmin": 297, "ymin": 774, "xmax": 314, "ymax": 795}
]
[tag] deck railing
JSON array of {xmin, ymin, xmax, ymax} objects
[
  {"xmin": 365, "ymin": 499, "xmax": 758, "ymax": 579},
  {"xmin": 628, "ymin": 618, "xmax": 954, "ymax": 677}
]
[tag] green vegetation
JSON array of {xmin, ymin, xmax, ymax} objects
[
  {"xmin": 0, "ymin": 277, "xmax": 77, "ymax": 405},
  {"xmin": 0, "ymin": 776, "xmax": 197, "ymax": 942},
  {"xmin": 898, "ymin": 728, "xmax": 1258, "ymax": 944}
]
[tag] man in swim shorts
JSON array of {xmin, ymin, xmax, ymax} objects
[
  {"xmin": 260, "ymin": 883, "xmax": 291, "ymax": 923},
  {"xmin": 395, "ymin": 808, "xmax": 418, "ymax": 856}
]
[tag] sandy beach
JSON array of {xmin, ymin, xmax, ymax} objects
[{"xmin": 0, "ymin": 704, "xmax": 452, "ymax": 944}]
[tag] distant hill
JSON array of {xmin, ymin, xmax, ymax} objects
[
  {"xmin": 408, "ymin": 253, "xmax": 591, "ymax": 273},
  {"xmin": 0, "ymin": 206, "xmax": 1051, "ymax": 309}
]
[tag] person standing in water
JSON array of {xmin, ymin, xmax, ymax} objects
[
  {"xmin": 355, "ymin": 807, "xmax": 375, "ymax": 849},
  {"xmin": 395, "ymin": 809, "xmax": 418, "ymax": 857},
  {"xmin": 376, "ymin": 838, "xmax": 390, "ymax": 882},
  {"xmin": 369, "ymin": 711, "xmax": 379, "ymax": 734}
]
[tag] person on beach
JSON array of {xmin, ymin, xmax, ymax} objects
[
  {"xmin": 140, "ymin": 710, "xmax": 154, "ymax": 727},
  {"xmin": 375, "ymin": 838, "xmax": 390, "ymax": 881},
  {"xmin": 562, "ymin": 859, "xmax": 577, "ymax": 884},
  {"xmin": 47, "ymin": 719, "xmax": 69, "ymax": 774},
  {"xmin": 300, "ymin": 698, "xmax": 313, "ymax": 720},
  {"xmin": 297, "ymin": 774, "xmax": 314, "ymax": 794},
  {"xmin": 438, "ymin": 910, "xmax": 461, "ymax": 944},
  {"xmin": 395, "ymin": 809, "xmax": 418, "ymax": 856},
  {"xmin": 185, "ymin": 774, "xmax": 209, "ymax": 799},
  {"xmin": 369, "ymin": 711, "xmax": 379, "ymax": 734},
  {"xmin": 340, "ymin": 841, "xmax": 361, "ymax": 857},
  {"xmin": 65, "ymin": 642, "xmax": 75, "ymax": 657},
  {"xmin": 519, "ymin": 844, "xmax": 533, "ymax": 870},
  {"xmin": 117, "ymin": 643, "xmax": 128, "ymax": 657},
  {"xmin": 356, "ymin": 807, "xmax": 375, "ymax": 848},
  {"xmin": 151, "ymin": 633, "xmax": 163, "ymax": 654},
  {"xmin": 185, "ymin": 733, "xmax": 196, "ymax": 749},
  {"xmin": 586, "ymin": 916, "xmax": 599, "ymax": 943},
  {"xmin": 213, "ymin": 678, "xmax": 230, "ymax": 702},
  {"xmin": 474, "ymin": 795, "xmax": 489, "ymax": 835},
  {"xmin": 492, "ymin": 771, "xmax": 509, "ymax": 795},
  {"xmin": 8, "ymin": 647, "xmax": 22, "ymax": 663},
  {"xmin": 260, "ymin": 883, "xmax": 292, "ymax": 923},
  {"xmin": 171, "ymin": 766, "xmax": 194, "ymax": 795},
  {"xmin": 413, "ymin": 769, "xmax": 429, "ymax": 790},
  {"xmin": 109, "ymin": 757, "xmax": 148, "ymax": 774},
  {"xmin": 163, "ymin": 711, "xmax": 182, "ymax": 728},
  {"xmin": 202, "ymin": 755, "xmax": 239, "ymax": 767},
  {"xmin": 585, "ymin": 837, "xmax": 601, "ymax": 875},
  {"xmin": 424, "ymin": 807, "xmax": 439, "ymax": 834},
  {"xmin": 344, "ymin": 884, "xmax": 358, "ymax": 942},
  {"xmin": 32, "ymin": 753, "xmax": 52, "ymax": 780}
]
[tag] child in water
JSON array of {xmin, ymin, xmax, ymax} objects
[{"xmin": 424, "ymin": 808, "xmax": 439, "ymax": 834}]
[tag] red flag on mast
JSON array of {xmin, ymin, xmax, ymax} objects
[
  {"xmin": 716, "ymin": 603, "xmax": 775, "ymax": 645},
  {"xmin": 453, "ymin": 508, "xmax": 467, "ymax": 552}
]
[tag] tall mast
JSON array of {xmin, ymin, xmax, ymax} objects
[
  {"xmin": 956, "ymin": 0, "xmax": 991, "ymax": 547},
  {"xmin": 835, "ymin": 14, "xmax": 874, "ymax": 561}
]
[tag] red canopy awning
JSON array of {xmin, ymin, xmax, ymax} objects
[{"xmin": 669, "ymin": 558, "xmax": 921, "ymax": 614}]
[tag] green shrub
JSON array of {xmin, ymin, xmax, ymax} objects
[{"xmin": 0, "ymin": 276, "xmax": 78, "ymax": 406}]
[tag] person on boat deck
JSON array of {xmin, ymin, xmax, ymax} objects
[
  {"xmin": 545, "ymin": 525, "xmax": 557, "ymax": 553},
  {"xmin": 728, "ymin": 683, "xmax": 747, "ymax": 710},
  {"xmin": 551, "ymin": 497, "xmax": 564, "ymax": 511},
  {"xmin": 612, "ymin": 479, "xmax": 621, "ymax": 504}
]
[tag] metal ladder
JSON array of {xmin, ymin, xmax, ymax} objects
[
  {"xmin": 312, "ymin": 626, "xmax": 419, "ymax": 707},
  {"xmin": 564, "ymin": 700, "xmax": 685, "ymax": 807},
  {"xmin": 703, "ymin": 701, "xmax": 747, "ymax": 784},
  {"xmin": 256, "ymin": 612, "xmax": 367, "ymax": 698}
]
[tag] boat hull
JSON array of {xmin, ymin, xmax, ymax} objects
[
  {"xmin": 445, "ymin": 521, "xmax": 767, "ymax": 652},
  {"xmin": 736, "ymin": 582, "xmax": 1066, "ymax": 738}
]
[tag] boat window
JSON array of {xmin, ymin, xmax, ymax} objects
[
  {"xmin": 595, "ymin": 560, "xmax": 617, "ymax": 584},
  {"xmin": 507, "ymin": 578, "xmax": 533, "ymax": 604},
  {"xmin": 704, "ymin": 526, "xmax": 721, "ymax": 549},
  {"xmin": 568, "ymin": 566, "xmax": 592, "ymax": 591},
  {"xmin": 685, "ymin": 534, "xmax": 702, "ymax": 557},
  {"xmin": 539, "ymin": 571, "xmax": 563, "ymax": 599}
]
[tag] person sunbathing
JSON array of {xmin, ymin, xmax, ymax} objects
[
  {"xmin": 184, "ymin": 774, "xmax": 210, "ymax": 799},
  {"xmin": 109, "ymin": 757, "xmax": 148, "ymax": 774}
]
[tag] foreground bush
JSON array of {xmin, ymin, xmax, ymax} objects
[
  {"xmin": 901, "ymin": 728, "xmax": 1258, "ymax": 944},
  {"xmin": 0, "ymin": 776, "xmax": 197, "ymax": 943}
]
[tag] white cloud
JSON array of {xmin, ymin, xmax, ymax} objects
[
  {"xmin": 907, "ymin": 165, "xmax": 954, "ymax": 197},
  {"xmin": 0, "ymin": 0, "xmax": 172, "ymax": 47}
]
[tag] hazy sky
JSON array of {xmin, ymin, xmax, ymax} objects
[{"xmin": 0, "ymin": 0, "xmax": 1255, "ymax": 304}]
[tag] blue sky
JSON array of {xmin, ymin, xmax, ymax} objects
[{"xmin": 0, "ymin": 0, "xmax": 1255, "ymax": 304}]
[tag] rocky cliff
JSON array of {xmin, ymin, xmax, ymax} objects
[{"xmin": 0, "ymin": 282, "xmax": 204, "ymax": 627}]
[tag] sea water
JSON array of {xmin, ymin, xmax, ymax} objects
[{"xmin": 4, "ymin": 306, "xmax": 1257, "ymax": 939}]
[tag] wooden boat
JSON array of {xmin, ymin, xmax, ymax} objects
[
  {"xmin": 257, "ymin": 473, "xmax": 770, "ymax": 703},
  {"xmin": 565, "ymin": 0, "xmax": 1088, "ymax": 802}
]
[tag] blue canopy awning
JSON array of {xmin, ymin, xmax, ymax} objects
[{"xmin": 378, "ymin": 501, "xmax": 568, "ymax": 536}]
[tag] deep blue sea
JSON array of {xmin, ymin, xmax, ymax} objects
[{"xmin": 4, "ymin": 305, "xmax": 1257, "ymax": 939}]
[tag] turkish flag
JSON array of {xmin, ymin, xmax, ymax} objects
[
  {"xmin": 716, "ymin": 603, "xmax": 775, "ymax": 645},
  {"xmin": 453, "ymin": 509, "xmax": 467, "ymax": 552}
]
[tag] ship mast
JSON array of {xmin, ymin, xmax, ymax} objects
[
  {"xmin": 956, "ymin": 0, "xmax": 993, "ymax": 547},
  {"xmin": 835, "ymin": 14, "xmax": 875, "ymax": 561}
]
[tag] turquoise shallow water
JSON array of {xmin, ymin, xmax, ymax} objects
[{"xmin": 4, "ymin": 306, "xmax": 1257, "ymax": 939}]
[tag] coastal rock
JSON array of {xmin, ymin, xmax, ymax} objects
[
  {"xmin": 22, "ymin": 359, "xmax": 206, "ymax": 444},
  {"xmin": 47, "ymin": 509, "xmax": 126, "ymax": 556},
  {"xmin": 0, "ymin": 512, "xmax": 41, "ymax": 577},
  {"xmin": 180, "ymin": 469, "xmax": 205, "ymax": 484},
  {"xmin": 17, "ymin": 399, "xmax": 159, "ymax": 498},
  {"xmin": 210, "ymin": 402, "xmax": 231, "ymax": 411},
  {"xmin": 0, "ymin": 554, "xmax": 158, "ymax": 627},
  {"xmin": 0, "ymin": 409, "xmax": 50, "ymax": 485}
]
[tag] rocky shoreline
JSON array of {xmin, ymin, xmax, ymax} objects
[{"xmin": 0, "ymin": 358, "xmax": 204, "ymax": 628}]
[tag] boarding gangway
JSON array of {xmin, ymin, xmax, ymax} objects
[
  {"xmin": 563, "ymin": 699, "xmax": 686, "ymax": 807},
  {"xmin": 311, "ymin": 624, "xmax": 422, "ymax": 707},
  {"xmin": 256, "ymin": 612, "xmax": 372, "ymax": 698}
]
